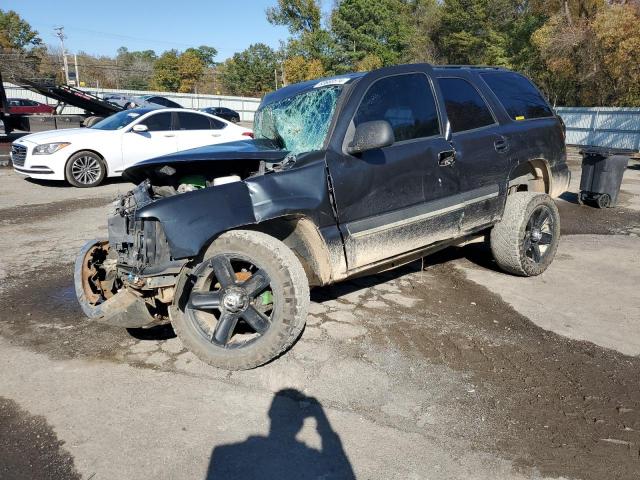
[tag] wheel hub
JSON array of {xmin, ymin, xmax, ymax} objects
[
  {"xmin": 222, "ymin": 288, "xmax": 249, "ymax": 313},
  {"xmin": 530, "ymin": 228, "xmax": 542, "ymax": 242}
]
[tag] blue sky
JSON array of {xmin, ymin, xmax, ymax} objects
[{"xmin": 3, "ymin": 0, "xmax": 325, "ymax": 60}]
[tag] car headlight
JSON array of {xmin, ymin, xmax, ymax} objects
[{"xmin": 33, "ymin": 142, "xmax": 71, "ymax": 155}]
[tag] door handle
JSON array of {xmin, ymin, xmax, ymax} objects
[
  {"xmin": 438, "ymin": 149, "xmax": 456, "ymax": 167},
  {"xmin": 494, "ymin": 138, "xmax": 509, "ymax": 152},
  {"xmin": 163, "ymin": 134, "xmax": 175, "ymax": 138},
  {"xmin": 211, "ymin": 133, "xmax": 221, "ymax": 137}
]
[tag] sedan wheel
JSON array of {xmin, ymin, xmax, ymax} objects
[{"xmin": 65, "ymin": 151, "xmax": 106, "ymax": 187}]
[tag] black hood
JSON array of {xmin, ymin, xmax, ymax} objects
[{"xmin": 123, "ymin": 139, "xmax": 289, "ymax": 184}]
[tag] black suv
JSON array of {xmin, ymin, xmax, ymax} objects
[{"xmin": 75, "ymin": 64, "xmax": 569, "ymax": 370}]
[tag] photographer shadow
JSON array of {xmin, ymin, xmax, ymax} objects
[{"xmin": 205, "ymin": 389, "xmax": 355, "ymax": 480}]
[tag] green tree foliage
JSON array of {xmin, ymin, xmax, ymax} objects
[
  {"xmin": 184, "ymin": 45, "xmax": 218, "ymax": 68},
  {"xmin": 268, "ymin": 0, "xmax": 336, "ymax": 77},
  {"xmin": 0, "ymin": 9, "xmax": 44, "ymax": 80},
  {"xmin": 152, "ymin": 50, "xmax": 181, "ymax": 91},
  {"xmin": 219, "ymin": 43, "xmax": 279, "ymax": 97},
  {"xmin": 0, "ymin": 9, "xmax": 41, "ymax": 50},
  {"xmin": 178, "ymin": 50, "xmax": 205, "ymax": 93},
  {"xmin": 330, "ymin": 0, "xmax": 414, "ymax": 67}
]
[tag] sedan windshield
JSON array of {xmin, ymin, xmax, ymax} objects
[
  {"xmin": 92, "ymin": 110, "xmax": 144, "ymax": 130},
  {"xmin": 253, "ymin": 86, "xmax": 343, "ymax": 155}
]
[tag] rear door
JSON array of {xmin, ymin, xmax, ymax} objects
[
  {"xmin": 175, "ymin": 111, "xmax": 229, "ymax": 151},
  {"xmin": 327, "ymin": 67, "xmax": 462, "ymax": 270},
  {"xmin": 120, "ymin": 111, "xmax": 177, "ymax": 171},
  {"xmin": 436, "ymin": 75, "xmax": 509, "ymax": 232}
]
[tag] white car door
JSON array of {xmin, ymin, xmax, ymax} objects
[
  {"xmin": 119, "ymin": 111, "xmax": 178, "ymax": 172},
  {"xmin": 174, "ymin": 111, "xmax": 237, "ymax": 151}
]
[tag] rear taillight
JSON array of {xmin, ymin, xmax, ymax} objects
[{"xmin": 242, "ymin": 131, "xmax": 254, "ymax": 138}]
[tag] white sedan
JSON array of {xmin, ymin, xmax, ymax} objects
[{"xmin": 10, "ymin": 108, "xmax": 253, "ymax": 187}]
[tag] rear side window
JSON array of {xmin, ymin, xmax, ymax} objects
[
  {"xmin": 210, "ymin": 117, "xmax": 226, "ymax": 129},
  {"xmin": 177, "ymin": 112, "xmax": 211, "ymax": 130},
  {"xmin": 355, "ymin": 73, "xmax": 440, "ymax": 142},
  {"xmin": 481, "ymin": 72, "xmax": 553, "ymax": 121},
  {"xmin": 438, "ymin": 78, "xmax": 495, "ymax": 133},
  {"xmin": 140, "ymin": 112, "xmax": 172, "ymax": 131}
]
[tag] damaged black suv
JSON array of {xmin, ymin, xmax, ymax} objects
[{"xmin": 75, "ymin": 64, "xmax": 569, "ymax": 370}]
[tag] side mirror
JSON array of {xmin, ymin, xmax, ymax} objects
[
  {"xmin": 132, "ymin": 124, "xmax": 148, "ymax": 133},
  {"xmin": 347, "ymin": 120, "xmax": 394, "ymax": 155}
]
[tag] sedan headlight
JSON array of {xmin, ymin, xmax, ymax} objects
[{"xmin": 33, "ymin": 142, "xmax": 71, "ymax": 155}]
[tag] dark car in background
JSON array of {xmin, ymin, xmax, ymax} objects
[
  {"xmin": 6, "ymin": 98, "xmax": 55, "ymax": 115},
  {"xmin": 199, "ymin": 106, "xmax": 240, "ymax": 123},
  {"xmin": 103, "ymin": 94, "xmax": 183, "ymax": 109}
]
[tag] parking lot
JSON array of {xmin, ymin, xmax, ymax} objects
[{"xmin": 0, "ymin": 151, "xmax": 639, "ymax": 479}]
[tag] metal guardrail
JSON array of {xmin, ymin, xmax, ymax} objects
[
  {"xmin": 555, "ymin": 107, "xmax": 640, "ymax": 152},
  {"xmin": 2, "ymin": 83, "xmax": 262, "ymax": 122}
]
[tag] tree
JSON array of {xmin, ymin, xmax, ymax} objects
[
  {"xmin": 219, "ymin": 43, "xmax": 279, "ymax": 97},
  {"xmin": 178, "ymin": 50, "xmax": 205, "ymax": 92},
  {"xmin": 330, "ymin": 0, "xmax": 414, "ymax": 68},
  {"xmin": 0, "ymin": 10, "xmax": 44, "ymax": 80},
  {"xmin": 283, "ymin": 55, "xmax": 325, "ymax": 83},
  {"xmin": 0, "ymin": 9, "xmax": 41, "ymax": 50},
  {"xmin": 267, "ymin": 0, "xmax": 321, "ymax": 34},
  {"xmin": 185, "ymin": 45, "xmax": 217, "ymax": 68},
  {"xmin": 355, "ymin": 54, "xmax": 383, "ymax": 72},
  {"xmin": 406, "ymin": 0, "xmax": 442, "ymax": 63},
  {"xmin": 152, "ymin": 50, "xmax": 181, "ymax": 91},
  {"xmin": 267, "ymin": 0, "xmax": 335, "ymax": 74}
]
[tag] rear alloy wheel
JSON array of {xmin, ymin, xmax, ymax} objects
[
  {"xmin": 596, "ymin": 193, "xmax": 611, "ymax": 209},
  {"xmin": 65, "ymin": 151, "xmax": 106, "ymax": 187},
  {"xmin": 171, "ymin": 230, "xmax": 309, "ymax": 370},
  {"xmin": 490, "ymin": 192, "xmax": 560, "ymax": 276}
]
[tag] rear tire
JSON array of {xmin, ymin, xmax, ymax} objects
[
  {"xmin": 490, "ymin": 192, "xmax": 560, "ymax": 276},
  {"xmin": 65, "ymin": 151, "xmax": 106, "ymax": 187},
  {"xmin": 596, "ymin": 193, "xmax": 611, "ymax": 209},
  {"xmin": 170, "ymin": 230, "xmax": 310, "ymax": 370}
]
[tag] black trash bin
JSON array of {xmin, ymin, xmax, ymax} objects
[{"xmin": 579, "ymin": 148, "xmax": 629, "ymax": 208}]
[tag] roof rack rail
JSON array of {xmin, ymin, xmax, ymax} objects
[{"xmin": 434, "ymin": 65, "xmax": 507, "ymax": 70}]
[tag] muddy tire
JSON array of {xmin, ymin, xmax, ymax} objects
[
  {"xmin": 170, "ymin": 230, "xmax": 310, "ymax": 370},
  {"xmin": 65, "ymin": 151, "xmax": 106, "ymax": 188},
  {"xmin": 490, "ymin": 192, "xmax": 560, "ymax": 276}
]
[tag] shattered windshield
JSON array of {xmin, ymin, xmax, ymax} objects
[{"xmin": 253, "ymin": 86, "xmax": 343, "ymax": 155}]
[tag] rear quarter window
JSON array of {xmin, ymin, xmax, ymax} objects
[{"xmin": 481, "ymin": 72, "xmax": 553, "ymax": 121}]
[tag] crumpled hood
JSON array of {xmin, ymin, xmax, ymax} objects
[{"xmin": 123, "ymin": 138, "xmax": 289, "ymax": 184}]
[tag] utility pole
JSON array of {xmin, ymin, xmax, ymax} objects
[
  {"xmin": 54, "ymin": 26, "xmax": 70, "ymax": 85},
  {"xmin": 274, "ymin": 68, "xmax": 278, "ymax": 90},
  {"xmin": 74, "ymin": 54, "xmax": 80, "ymax": 87}
]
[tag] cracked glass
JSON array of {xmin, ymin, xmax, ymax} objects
[{"xmin": 253, "ymin": 86, "xmax": 343, "ymax": 156}]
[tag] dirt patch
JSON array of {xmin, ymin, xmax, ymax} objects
[
  {"xmin": 0, "ymin": 264, "xmax": 133, "ymax": 361},
  {"xmin": 361, "ymin": 251, "xmax": 640, "ymax": 480},
  {"xmin": 0, "ymin": 397, "xmax": 81, "ymax": 480},
  {"xmin": 0, "ymin": 196, "xmax": 113, "ymax": 225},
  {"xmin": 556, "ymin": 195, "xmax": 640, "ymax": 235}
]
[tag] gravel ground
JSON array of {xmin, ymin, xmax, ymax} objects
[{"xmin": 0, "ymin": 153, "xmax": 639, "ymax": 479}]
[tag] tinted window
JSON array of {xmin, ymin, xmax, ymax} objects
[
  {"xmin": 140, "ymin": 112, "xmax": 172, "ymax": 131},
  {"xmin": 439, "ymin": 78, "xmax": 495, "ymax": 133},
  {"xmin": 481, "ymin": 72, "xmax": 553, "ymax": 120},
  {"xmin": 210, "ymin": 117, "xmax": 226, "ymax": 129},
  {"xmin": 355, "ymin": 73, "xmax": 439, "ymax": 142},
  {"xmin": 178, "ymin": 112, "xmax": 211, "ymax": 130}
]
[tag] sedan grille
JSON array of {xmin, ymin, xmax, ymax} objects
[{"xmin": 11, "ymin": 144, "xmax": 27, "ymax": 167}]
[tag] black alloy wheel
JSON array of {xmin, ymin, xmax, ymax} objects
[
  {"xmin": 185, "ymin": 254, "xmax": 276, "ymax": 348},
  {"xmin": 523, "ymin": 205, "xmax": 555, "ymax": 264}
]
